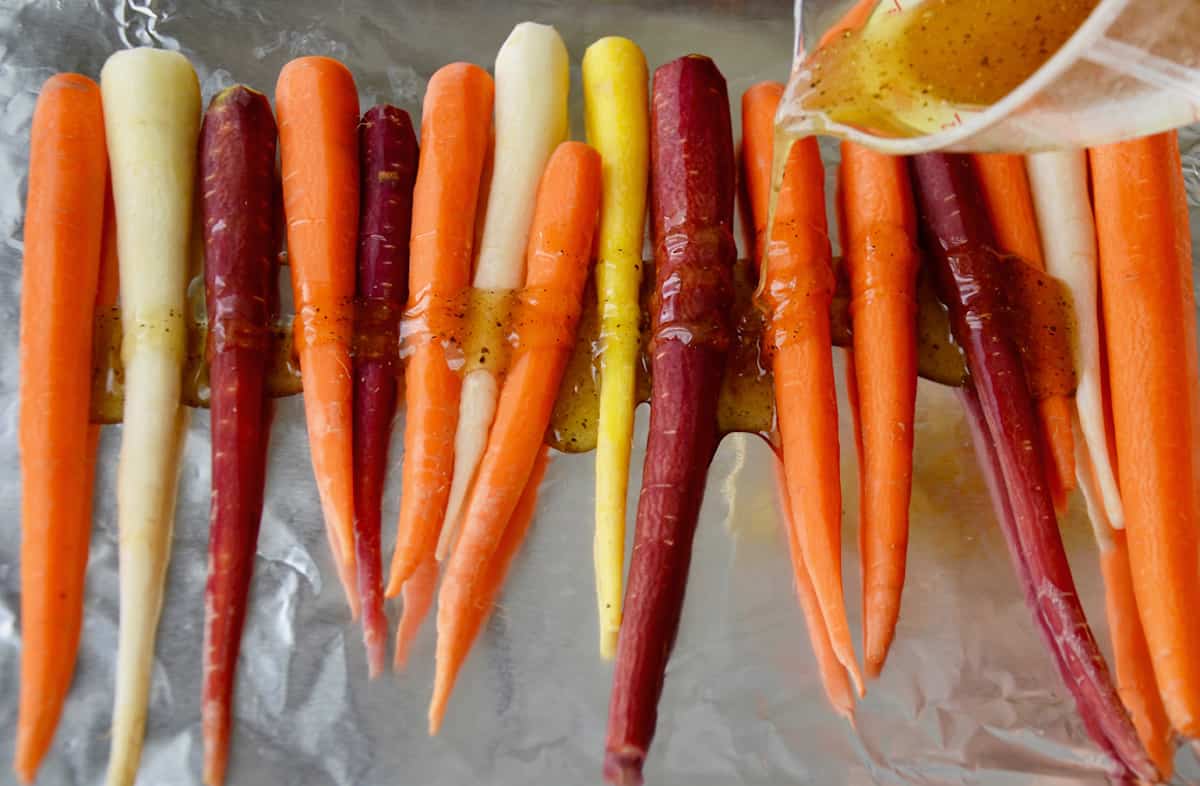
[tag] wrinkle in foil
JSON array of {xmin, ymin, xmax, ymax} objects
[{"xmin": 0, "ymin": 2, "xmax": 1199, "ymax": 785}]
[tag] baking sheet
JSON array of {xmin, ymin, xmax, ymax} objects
[{"xmin": 1, "ymin": 1, "xmax": 1199, "ymax": 784}]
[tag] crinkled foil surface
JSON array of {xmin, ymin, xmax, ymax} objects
[{"xmin": 2, "ymin": 2, "xmax": 1200, "ymax": 785}]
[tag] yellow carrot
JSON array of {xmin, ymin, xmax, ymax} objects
[{"xmin": 581, "ymin": 35, "xmax": 650, "ymax": 660}]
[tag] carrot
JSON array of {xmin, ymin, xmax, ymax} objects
[
  {"xmin": 196, "ymin": 85, "xmax": 280, "ymax": 786},
  {"xmin": 604, "ymin": 56, "xmax": 737, "ymax": 786},
  {"xmin": 1091, "ymin": 131, "xmax": 1200, "ymax": 736},
  {"xmin": 837, "ymin": 141, "xmax": 919, "ymax": 680},
  {"xmin": 746, "ymin": 82, "xmax": 864, "ymax": 697},
  {"xmin": 15, "ymin": 73, "xmax": 108, "ymax": 785},
  {"xmin": 430, "ymin": 141, "xmax": 601, "ymax": 734},
  {"xmin": 439, "ymin": 22, "xmax": 569, "ymax": 560},
  {"xmin": 1026, "ymin": 151, "xmax": 1123, "ymax": 532},
  {"xmin": 275, "ymin": 56, "xmax": 361, "ymax": 616},
  {"xmin": 448, "ymin": 448, "xmax": 551, "ymax": 673},
  {"xmin": 816, "ymin": 0, "xmax": 879, "ymax": 48},
  {"xmin": 913, "ymin": 152, "xmax": 1156, "ymax": 781},
  {"xmin": 741, "ymin": 81, "xmax": 858, "ymax": 711},
  {"xmin": 772, "ymin": 461, "xmax": 855, "ymax": 720},
  {"xmin": 971, "ymin": 154, "xmax": 1076, "ymax": 513},
  {"xmin": 393, "ymin": 554, "xmax": 437, "ymax": 672},
  {"xmin": 1084, "ymin": 460, "xmax": 1176, "ymax": 777},
  {"xmin": 351, "ymin": 105, "xmax": 418, "ymax": 677},
  {"xmin": 101, "ymin": 48, "xmax": 200, "ymax": 786},
  {"xmin": 582, "ymin": 36, "xmax": 650, "ymax": 660},
  {"xmin": 385, "ymin": 63, "xmax": 494, "ymax": 597},
  {"xmin": 395, "ymin": 447, "xmax": 551, "ymax": 675}
]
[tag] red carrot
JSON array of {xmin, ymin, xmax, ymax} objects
[
  {"xmin": 352, "ymin": 105, "xmax": 418, "ymax": 677},
  {"xmin": 604, "ymin": 56, "xmax": 736, "ymax": 786},
  {"xmin": 970, "ymin": 154, "xmax": 1076, "ymax": 512},
  {"xmin": 197, "ymin": 85, "xmax": 280, "ymax": 786},
  {"xmin": 912, "ymin": 152, "xmax": 1156, "ymax": 782},
  {"xmin": 15, "ymin": 72, "xmax": 108, "ymax": 784}
]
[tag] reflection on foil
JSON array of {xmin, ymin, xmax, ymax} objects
[{"xmin": 0, "ymin": 1, "xmax": 1199, "ymax": 785}]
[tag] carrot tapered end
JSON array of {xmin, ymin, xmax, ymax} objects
[
  {"xmin": 599, "ymin": 628, "xmax": 619, "ymax": 662},
  {"xmin": 603, "ymin": 748, "xmax": 646, "ymax": 786},
  {"xmin": 394, "ymin": 555, "xmax": 438, "ymax": 673}
]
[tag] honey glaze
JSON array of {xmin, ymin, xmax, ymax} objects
[{"xmin": 90, "ymin": 255, "xmax": 1074, "ymax": 445}]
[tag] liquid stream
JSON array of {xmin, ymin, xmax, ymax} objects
[{"xmin": 90, "ymin": 254, "xmax": 1074, "ymax": 453}]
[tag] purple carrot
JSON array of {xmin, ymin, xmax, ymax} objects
[
  {"xmin": 604, "ymin": 55, "xmax": 737, "ymax": 786},
  {"xmin": 912, "ymin": 153, "xmax": 1156, "ymax": 782},
  {"xmin": 352, "ymin": 105, "xmax": 418, "ymax": 677},
  {"xmin": 199, "ymin": 85, "xmax": 279, "ymax": 786}
]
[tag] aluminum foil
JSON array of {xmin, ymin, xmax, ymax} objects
[{"xmin": 1, "ymin": 2, "xmax": 1199, "ymax": 784}]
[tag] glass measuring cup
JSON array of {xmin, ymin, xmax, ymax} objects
[{"xmin": 781, "ymin": 0, "xmax": 1200, "ymax": 153}]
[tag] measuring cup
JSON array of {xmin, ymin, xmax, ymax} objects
[{"xmin": 781, "ymin": 0, "xmax": 1200, "ymax": 153}]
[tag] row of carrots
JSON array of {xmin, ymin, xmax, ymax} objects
[{"xmin": 14, "ymin": 19, "xmax": 1200, "ymax": 786}]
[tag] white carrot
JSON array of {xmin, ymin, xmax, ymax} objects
[
  {"xmin": 100, "ymin": 47, "xmax": 200, "ymax": 786},
  {"xmin": 437, "ymin": 22, "xmax": 569, "ymax": 560},
  {"xmin": 1026, "ymin": 150, "xmax": 1124, "ymax": 527}
]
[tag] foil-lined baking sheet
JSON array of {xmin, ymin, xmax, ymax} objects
[{"xmin": 1, "ymin": 1, "xmax": 1199, "ymax": 784}]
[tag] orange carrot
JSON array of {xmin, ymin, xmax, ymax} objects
[
  {"xmin": 454, "ymin": 448, "xmax": 550, "ymax": 669},
  {"xmin": 817, "ymin": 0, "xmax": 878, "ymax": 47},
  {"xmin": 275, "ymin": 56, "xmax": 361, "ymax": 616},
  {"xmin": 772, "ymin": 461, "xmax": 855, "ymax": 720},
  {"xmin": 1092, "ymin": 131, "xmax": 1200, "ymax": 736},
  {"xmin": 838, "ymin": 141, "xmax": 919, "ymax": 680},
  {"xmin": 1099, "ymin": 527, "xmax": 1175, "ymax": 777},
  {"xmin": 393, "ymin": 554, "xmax": 438, "ymax": 672},
  {"xmin": 971, "ymin": 154, "xmax": 1075, "ymax": 512},
  {"xmin": 395, "ymin": 448, "xmax": 552, "ymax": 674},
  {"xmin": 385, "ymin": 63, "xmax": 495, "ymax": 597},
  {"xmin": 15, "ymin": 73, "xmax": 108, "ymax": 785},
  {"xmin": 743, "ymin": 81, "xmax": 855, "ymax": 714},
  {"xmin": 746, "ymin": 82, "xmax": 864, "ymax": 696},
  {"xmin": 430, "ymin": 141, "xmax": 601, "ymax": 733}
]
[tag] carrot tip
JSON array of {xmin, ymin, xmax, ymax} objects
[
  {"xmin": 366, "ymin": 640, "xmax": 386, "ymax": 680},
  {"xmin": 603, "ymin": 748, "xmax": 646, "ymax": 786},
  {"xmin": 599, "ymin": 628, "xmax": 618, "ymax": 661}
]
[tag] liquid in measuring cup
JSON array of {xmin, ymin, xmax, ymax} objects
[
  {"xmin": 777, "ymin": 0, "xmax": 1200, "ymax": 155},
  {"xmin": 794, "ymin": 0, "xmax": 1099, "ymax": 138}
]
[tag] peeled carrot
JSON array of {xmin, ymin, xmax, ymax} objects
[
  {"xmin": 275, "ymin": 56, "xmax": 361, "ymax": 616},
  {"xmin": 15, "ymin": 73, "xmax": 108, "ymax": 785},
  {"xmin": 1094, "ymin": 494, "xmax": 1175, "ymax": 777},
  {"xmin": 101, "ymin": 49, "xmax": 200, "ymax": 786},
  {"xmin": 431, "ymin": 141, "xmax": 601, "ymax": 734},
  {"xmin": 838, "ymin": 141, "xmax": 919, "ymax": 680},
  {"xmin": 1026, "ymin": 151, "xmax": 1123, "ymax": 531},
  {"xmin": 582, "ymin": 36, "xmax": 650, "ymax": 660},
  {"xmin": 741, "ymin": 82, "xmax": 856, "ymax": 713},
  {"xmin": 747, "ymin": 83, "xmax": 863, "ymax": 697},
  {"xmin": 772, "ymin": 461, "xmax": 855, "ymax": 720},
  {"xmin": 1091, "ymin": 131, "xmax": 1200, "ymax": 737},
  {"xmin": 817, "ymin": 0, "xmax": 878, "ymax": 47},
  {"xmin": 197, "ymin": 85, "xmax": 280, "ymax": 786},
  {"xmin": 971, "ymin": 154, "xmax": 1075, "ymax": 513},
  {"xmin": 605, "ymin": 57, "xmax": 737, "ymax": 786},
  {"xmin": 393, "ymin": 554, "xmax": 438, "ymax": 672},
  {"xmin": 914, "ymin": 152, "xmax": 1155, "ymax": 781},
  {"xmin": 439, "ymin": 22, "xmax": 569, "ymax": 559},
  {"xmin": 448, "ymin": 448, "xmax": 551, "ymax": 676},
  {"xmin": 351, "ymin": 105, "xmax": 418, "ymax": 677},
  {"xmin": 385, "ymin": 63, "xmax": 494, "ymax": 597}
]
